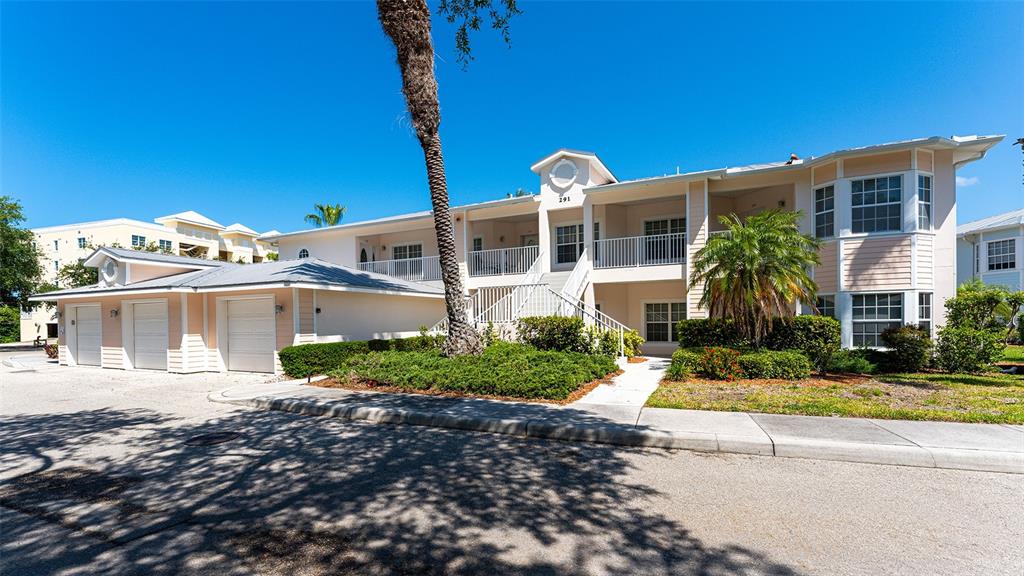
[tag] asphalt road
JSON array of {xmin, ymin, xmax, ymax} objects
[{"xmin": 2, "ymin": 358, "xmax": 1022, "ymax": 575}]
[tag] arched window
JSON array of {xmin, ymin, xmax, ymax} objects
[{"xmin": 298, "ymin": 248, "xmax": 309, "ymax": 259}]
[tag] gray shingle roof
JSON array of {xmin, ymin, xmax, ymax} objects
[
  {"xmin": 33, "ymin": 258, "xmax": 443, "ymax": 299},
  {"xmin": 94, "ymin": 247, "xmax": 233, "ymax": 268}
]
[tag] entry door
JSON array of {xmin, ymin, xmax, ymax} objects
[
  {"xmin": 75, "ymin": 305, "xmax": 101, "ymax": 366},
  {"xmin": 227, "ymin": 299, "xmax": 275, "ymax": 372},
  {"xmin": 133, "ymin": 302, "xmax": 168, "ymax": 370}
]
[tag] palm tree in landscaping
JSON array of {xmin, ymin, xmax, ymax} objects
[
  {"xmin": 376, "ymin": 0, "xmax": 520, "ymax": 356},
  {"xmin": 691, "ymin": 209, "xmax": 821, "ymax": 347},
  {"xmin": 304, "ymin": 203, "xmax": 346, "ymax": 228}
]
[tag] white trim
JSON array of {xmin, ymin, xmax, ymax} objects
[
  {"xmin": 312, "ymin": 289, "xmax": 318, "ymax": 336},
  {"xmin": 640, "ymin": 299, "xmax": 686, "ymax": 343},
  {"xmin": 120, "ymin": 297, "xmax": 170, "ymax": 371},
  {"xmin": 64, "ymin": 303, "xmax": 102, "ymax": 367},
  {"xmin": 297, "ymin": 247, "xmax": 310, "ymax": 259},
  {"xmin": 292, "ymin": 287, "xmax": 300, "ymax": 340},
  {"xmin": 180, "ymin": 293, "xmax": 188, "ymax": 369},
  {"xmin": 216, "ymin": 294, "xmax": 277, "ymax": 373},
  {"xmin": 31, "ymin": 281, "xmax": 446, "ymax": 301}
]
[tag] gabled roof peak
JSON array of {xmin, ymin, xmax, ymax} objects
[
  {"xmin": 530, "ymin": 148, "xmax": 617, "ymax": 183},
  {"xmin": 154, "ymin": 210, "xmax": 225, "ymax": 230}
]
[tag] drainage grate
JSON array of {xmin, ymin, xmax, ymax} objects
[{"xmin": 185, "ymin": 431, "xmax": 241, "ymax": 446}]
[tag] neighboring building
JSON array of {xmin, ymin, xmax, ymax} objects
[
  {"xmin": 21, "ymin": 211, "xmax": 277, "ymax": 342},
  {"xmin": 957, "ymin": 208, "xmax": 1024, "ymax": 292},
  {"xmin": 31, "ymin": 247, "xmax": 443, "ymax": 373},
  {"xmin": 264, "ymin": 134, "xmax": 1002, "ymax": 354}
]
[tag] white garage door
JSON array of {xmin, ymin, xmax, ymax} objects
[
  {"xmin": 227, "ymin": 298, "xmax": 275, "ymax": 372},
  {"xmin": 133, "ymin": 302, "xmax": 168, "ymax": 370},
  {"xmin": 75, "ymin": 305, "xmax": 101, "ymax": 366}
]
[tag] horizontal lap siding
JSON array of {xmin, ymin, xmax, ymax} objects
[
  {"xmin": 813, "ymin": 162, "xmax": 837, "ymax": 185},
  {"xmin": 843, "ymin": 236, "xmax": 913, "ymax": 291},
  {"xmin": 917, "ymin": 235, "xmax": 934, "ymax": 289},
  {"xmin": 687, "ymin": 181, "xmax": 707, "ymax": 318},
  {"xmin": 816, "ymin": 241, "xmax": 838, "ymax": 293},
  {"xmin": 842, "ymin": 151, "xmax": 912, "ymax": 178},
  {"xmin": 295, "ymin": 289, "xmax": 316, "ymax": 345}
]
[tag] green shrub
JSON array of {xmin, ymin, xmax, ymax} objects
[
  {"xmin": 0, "ymin": 306, "xmax": 19, "ymax": 344},
  {"xmin": 279, "ymin": 336, "xmax": 441, "ymax": 378},
  {"xmin": 945, "ymin": 286, "xmax": 1007, "ymax": 330},
  {"xmin": 934, "ymin": 326, "xmax": 1005, "ymax": 373},
  {"xmin": 763, "ymin": 315, "xmax": 841, "ymax": 371},
  {"xmin": 666, "ymin": 349, "xmax": 700, "ymax": 380},
  {"xmin": 622, "ymin": 329, "xmax": 645, "ymax": 357},
  {"xmin": 330, "ymin": 342, "xmax": 617, "ymax": 400},
  {"xmin": 879, "ymin": 325, "xmax": 933, "ymax": 373},
  {"xmin": 675, "ymin": 319, "xmax": 744, "ymax": 348},
  {"xmin": 736, "ymin": 350, "xmax": 812, "ymax": 379},
  {"xmin": 825, "ymin": 349, "xmax": 877, "ymax": 374},
  {"xmin": 516, "ymin": 316, "xmax": 591, "ymax": 353},
  {"xmin": 698, "ymin": 347, "xmax": 744, "ymax": 380}
]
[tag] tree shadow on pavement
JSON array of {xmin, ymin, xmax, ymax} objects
[{"xmin": 0, "ymin": 407, "xmax": 803, "ymax": 576}]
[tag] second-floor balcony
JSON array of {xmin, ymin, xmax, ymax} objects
[
  {"xmin": 468, "ymin": 245, "xmax": 539, "ymax": 277},
  {"xmin": 359, "ymin": 256, "xmax": 441, "ymax": 282},
  {"xmin": 593, "ymin": 232, "xmax": 686, "ymax": 269}
]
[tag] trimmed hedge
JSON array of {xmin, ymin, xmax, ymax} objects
[
  {"xmin": 736, "ymin": 350, "xmax": 812, "ymax": 379},
  {"xmin": 879, "ymin": 325, "xmax": 932, "ymax": 372},
  {"xmin": 330, "ymin": 342, "xmax": 618, "ymax": 400},
  {"xmin": 517, "ymin": 315, "xmax": 645, "ymax": 357},
  {"xmin": 279, "ymin": 334, "xmax": 442, "ymax": 378},
  {"xmin": 676, "ymin": 315, "xmax": 840, "ymax": 371},
  {"xmin": 676, "ymin": 319, "xmax": 744, "ymax": 349},
  {"xmin": 825, "ymin": 349, "xmax": 877, "ymax": 374}
]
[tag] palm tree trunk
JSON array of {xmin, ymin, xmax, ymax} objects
[{"xmin": 378, "ymin": 0, "xmax": 482, "ymax": 356}]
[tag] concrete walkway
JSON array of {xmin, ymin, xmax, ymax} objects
[{"xmin": 210, "ymin": 362, "xmax": 1024, "ymax": 474}]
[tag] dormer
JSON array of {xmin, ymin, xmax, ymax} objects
[
  {"xmin": 530, "ymin": 149, "xmax": 616, "ymax": 208},
  {"xmin": 83, "ymin": 247, "xmax": 225, "ymax": 287}
]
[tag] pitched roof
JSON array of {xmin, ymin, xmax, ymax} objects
[
  {"xmin": 957, "ymin": 208, "xmax": 1024, "ymax": 236},
  {"xmin": 83, "ymin": 246, "xmax": 231, "ymax": 269},
  {"xmin": 154, "ymin": 210, "xmax": 225, "ymax": 230},
  {"xmin": 224, "ymin": 223, "xmax": 259, "ymax": 235},
  {"xmin": 31, "ymin": 257, "xmax": 443, "ymax": 300}
]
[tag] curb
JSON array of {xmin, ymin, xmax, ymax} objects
[{"xmin": 210, "ymin": 391, "xmax": 1024, "ymax": 475}]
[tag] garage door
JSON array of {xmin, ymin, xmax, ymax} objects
[
  {"xmin": 133, "ymin": 302, "xmax": 168, "ymax": 370},
  {"xmin": 227, "ymin": 298, "xmax": 275, "ymax": 372},
  {"xmin": 75, "ymin": 305, "xmax": 101, "ymax": 366}
]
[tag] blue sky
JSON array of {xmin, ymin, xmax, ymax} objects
[{"xmin": 2, "ymin": 1, "xmax": 1021, "ymax": 232}]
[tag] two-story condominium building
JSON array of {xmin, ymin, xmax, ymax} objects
[
  {"xmin": 957, "ymin": 208, "xmax": 1024, "ymax": 292},
  {"xmin": 22, "ymin": 211, "xmax": 277, "ymax": 341},
  {"xmin": 265, "ymin": 134, "xmax": 1002, "ymax": 355}
]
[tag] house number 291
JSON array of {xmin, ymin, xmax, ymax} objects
[{"xmin": 558, "ymin": 195, "xmax": 572, "ymax": 203}]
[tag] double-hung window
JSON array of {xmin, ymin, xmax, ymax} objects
[
  {"xmin": 987, "ymin": 239, "xmax": 1015, "ymax": 271},
  {"xmin": 392, "ymin": 243, "xmax": 422, "ymax": 260},
  {"xmin": 131, "ymin": 234, "xmax": 146, "ymax": 247},
  {"xmin": 645, "ymin": 302, "xmax": 685, "ymax": 342},
  {"xmin": 852, "ymin": 176, "xmax": 902, "ymax": 233},
  {"xmin": 814, "ymin": 185, "xmax": 835, "ymax": 239},
  {"xmin": 852, "ymin": 293, "xmax": 903, "ymax": 347},
  {"xmin": 159, "ymin": 239, "xmax": 173, "ymax": 252},
  {"xmin": 917, "ymin": 175, "xmax": 932, "ymax": 230},
  {"xmin": 472, "ymin": 237, "xmax": 483, "ymax": 252},
  {"xmin": 643, "ymin": 218, "xmax": 685, "ymax": 263},
  {"xmin": 918, "ymin": 293, "xmax": 933, "ymax": 335},
  {"xmin": 815, "ymin": 295, "xmax": 836, "ymax": 319},
  {"xmin": 392, "ymin": 243, "xmax": 423, "ymax": 278},
  {"xmin": 77, "ymin": 237, "xmax": 87, "ymax": 249},
  {"xmin": 555, "ymin": 224, "xmax": 584, "ymax": 264}
]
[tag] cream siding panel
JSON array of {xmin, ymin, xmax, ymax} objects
[
  {"xmin": 816, "ymin": 241, "xmax": 838, "ymax": 293},
  {"xmin": 101, "ymin": 347, "xmax": 124, "ymax": 369},
  {"xmin": 166, "ymin": 295, "xmax": 184, "ymax": 373},
  {"xmin": 842, "ymin": 151, "xmax": 912, "ymax": 178},
  {"xmin": 843, "ymin": 236, "xmax": 914, "ymax": 290},
  {"xmin": 687, "ymin": 181, "xmax": 708, "ymax": 318},
  {"xmin": 917, "ymin": 234, "xmax": 934, "ymax": 289},
  {"xmin": 916, "ymin": 150, "xmax": 934, "ymax": 172},
  {"xmin": 99, "ymin": 298, "xmax": 124, "ymax": 369},
  {"xmin": 813, "ymin": 162, "xmax": 837, "ymax": 185},
  {"xmin": 297, "ymin": 288, "xmax": 315, "ymax": 341}
]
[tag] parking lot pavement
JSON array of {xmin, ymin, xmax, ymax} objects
[{"xmin": 2, "ymin": 366, "xmax": 1023, "ymax": 575}]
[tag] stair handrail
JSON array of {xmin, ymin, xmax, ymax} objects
[
  {"xmin": 475, "ymin": 251, "xmax": 545, "ymax": 325},
  {"xmin": 560, "ymin": 248, "xmax": 591, "ymax": 303},
  {"xmin": 543, "ymin": 287, "xmax": 628, "ymax": 356}
]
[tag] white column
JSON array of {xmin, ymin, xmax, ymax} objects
[
  {"xmin": 839, "ymin": 292, "xmax": 853, "ymax": 348},
  {"xmin": 582, "ymin": 197, "xmax": 594, "ymax": 265},
  {"xmin": 538, "ymin": 208, "xmax": 551, "ymax": 274}
]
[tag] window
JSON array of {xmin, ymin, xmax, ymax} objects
[
  {"xmin": 159, "ymin": 239, "xmax": 173, "ymax": 252},
  {"xmin": 645, "ymin": 302, "xmax": 686, "ymax": 342},
  {"xmin": 131, "ymin": 234, "xmax": 146, "ymax": 247},
  {"xmin": 852, "ymin": 176, "xmax": 902, "ymax": 233},
  {"xmin": 54, "ymin": 260, "xmax": 60, "ymax": 272},
  {"xmin": 472, "ymin": 237, "xmax": 483, "ymax": 252},
  {"xmin": 555, "ymin": 224, "xmax": 584, "ymax": 264},
  {"xmin": 814, "ymin": 185, "xmax": 835, "ymax": 238},
  {"xmin": 298, "ymin": 248, "xmax": 309, "ymax": 259},
  {"xmin": 987, "ymin": 239, "xmax": 1015, "ymax": 271},
  {"xmin": 392, "ymin": 243, "xmax": 423, "ymax": 260},
  {"xmin": 53, "ymin": 240, "xmax": 59, "ymax": 250},
  {"xmin": 917, "ymin": 175, "xmax": 932, "ymax": 230},
  {"xmin": 77, "ymin": 237, "xmax": 87, "ymax": 249},
  {"xmin": 643, "ymin": 218, "xmax": 685, "ymax": 262},
  {"xmin": 919, "ymin": 292, "xmax": 932, "ymax": 335},
  {"xmin": 852, "ymin": 293, "xmax": 903, "ymax": 347},
  {"xmin": 815, "ymin": 295, "xmax": 836, "ymax": 319}
]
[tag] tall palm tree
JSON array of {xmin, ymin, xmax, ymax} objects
[
  {"xmin": 304, "ymin": 203, "xmax": 346, "ymax": 228},
  {"xmin": 376, "ymin": 0, "xmax": 519, "ymax": 356},
  {"xmin": 691, "ymin": 209, "xmax": 821, "ymax": 347}
]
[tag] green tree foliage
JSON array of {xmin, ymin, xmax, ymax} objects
[
  {"xmin": 57, "ymin": 260, "xmax": 98, "ymax": 288},
  {"xmin": 0, "ymin": 196, "xmax": 44, "ymax": 308},
  {"xmin": 690, "ymin": 209, "xmax": 821, "ymax": 347},
  {"xmin": 304, "ymin": 204, "xmax": 346, "ymax": 228},
  {"xmin": 0, "ymin": 305, "xmax": 20, "ymax": 343}
]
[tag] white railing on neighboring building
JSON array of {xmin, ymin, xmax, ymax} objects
[
  {"xmin": 467, "ymin": 245, "xmax": 540, "ymax": 277},
  {"xmin": 359, "ymin": 256, "xmax": 441, "ymax": 282},
  {"xmin": 592, "ymin": 232, "xmax": 686, "ymax": 269}
]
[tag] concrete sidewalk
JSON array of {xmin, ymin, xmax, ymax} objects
[{"xmin": 210, "ymin": 376, "xmax": 1024, "ymax": 474}]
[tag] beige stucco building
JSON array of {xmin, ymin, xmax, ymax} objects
[
  {"xmin": 22, "ymin": 211, "xmax": 277, "ymax": 341},
  {"xmin": 266, "ymin": 134, "xmax": 1002, "ymax": 355}
]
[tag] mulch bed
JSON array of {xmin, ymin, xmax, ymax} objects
[{"xmin": 310, "ymin": 369, "xmax": 624, "ymax": 406}]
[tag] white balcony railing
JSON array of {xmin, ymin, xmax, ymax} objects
[
  {"xmin": 592, "ymin": 232, "xmax": 686, "ymax": 269},
  {"xmin": 468, "ymin": 245, "xmax": 540, "ymax": 277},
  {"xmin": 359, "ymin": 256, "xmax": 441, "ymax": 281}
]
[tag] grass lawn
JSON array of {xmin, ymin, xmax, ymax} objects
[
  {"xmin": 999, "ymin": 344, "xmax": 1024, "ymax": 365},
  {"xmin": 647, "ymin": 371, "xmax": 1024, "ymax": 423}
]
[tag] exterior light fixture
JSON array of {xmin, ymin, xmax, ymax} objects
[
  {"xmin": 275, "ymin": 304, "xmax": 285, "ymax": 314},
  {"xmin": 110, "ymin": 309, "xmax": 119, "ymax": 318},
  {"xmin": 315, "ymin": 307, "xmax": 322, "ymax": 314}
]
